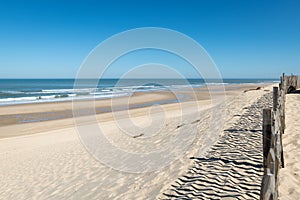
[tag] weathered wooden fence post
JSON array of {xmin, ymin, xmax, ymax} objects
[
  {"xmin": 280, "ymin": 137, "xmax": 284, "ymax": 168},
  {"xmin": 261, "ymin": 107, "xmax": 277, "ymax": 199},
  {"xmin": 279, "ymin": 75, "xmax": 285, "ymax": 168},
  {"xmin": 281, "ymin": 74, "xmax": 286, "ymax": 133},
  {"xmin": 273, "ymin": 87, "xmax": 278, "ymax": 111},
  {"xmin": 263, "ymin": 109, "xmax": 272, "ymax": 169}
]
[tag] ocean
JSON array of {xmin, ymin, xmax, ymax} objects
[{"xmin": 0, "ymin": 79, "xmax": 278, "ymax": 106}]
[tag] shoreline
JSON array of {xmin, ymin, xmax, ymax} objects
[
  {"xmin": 0, "ymin": 82, "xmax": 273, "ymax": 108},
  {"xmin": 0, "ymin": 79, "xmax": 279, "ymax": 108},
  {"xmin": 0, "ymin": 83, "xmax": 272, "ymax": 139}
]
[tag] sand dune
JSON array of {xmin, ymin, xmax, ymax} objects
[{"xmin": 278, "ymin": 94, "xmax": 300, "ymax": 199}]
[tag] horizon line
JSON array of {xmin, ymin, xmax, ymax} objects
[{"xmin": 0, "ymin": 77, "xmax": 280, "ymax": 80}]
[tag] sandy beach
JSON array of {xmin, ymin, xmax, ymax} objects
[
  {"xmin": 1, "ymin": 0, "xmax": 299, "ymax": 199},
  {"xmin": 0, "ymin": 84, "xmax": 274, "ymax": 199},
  {"xmin": 278, "ymin": 93, "xmax": 300, "ymax": 199}
]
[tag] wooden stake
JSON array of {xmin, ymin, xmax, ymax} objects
[
  {"xmin": 273, "ymin": 87, "xmax": 278, "ymax": 111},
  {"xmin": 263, "ymin": 109, "xmax": 272, "ymax": 169}
]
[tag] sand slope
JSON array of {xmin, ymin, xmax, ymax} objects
[
  {"xmin": 159, "ymin": 93, "xmax": 272, "ymax": 199},
  {"xmin": 278, "ymin": 94, "xmax": 300, "ymax": 199}
]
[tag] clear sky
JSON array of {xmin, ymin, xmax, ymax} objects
[{"xmin": 0, "ymin": 0, "xmax": 299, "ymax": 79}]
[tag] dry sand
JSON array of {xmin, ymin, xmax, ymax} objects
[
  {"xmin": 278, "ymin": 94, "xmax": 300, "ymax": 199},
  {"xmin": 0, "ymin": 84, "xmax": 273, "ymax": 199},
  {"xmin": 159, "ymin": 89, "xmax": 273, "ymax": 199}
]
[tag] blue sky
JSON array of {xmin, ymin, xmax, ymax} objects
[{"xmin": 0, "ymin": 0, "xmax": 299, "ymax": 78}]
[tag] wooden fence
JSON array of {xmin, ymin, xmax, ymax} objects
[{"xmin": 260, "ymin": 74, "xmax": 299, "ymax": 199}]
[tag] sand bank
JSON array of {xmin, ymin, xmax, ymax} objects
[{"xmin": 278, "ymin": 94, "xmax": 300, "ymax": 199}]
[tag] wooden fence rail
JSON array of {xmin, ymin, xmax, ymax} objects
[{"xmin": 260, "ymin": 74, "xmax": 299, "ymax": 200}]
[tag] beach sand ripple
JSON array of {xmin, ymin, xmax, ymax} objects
[{"xmin": 160, "ymin": 93, "xmax": 272, "ymax": 199}]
